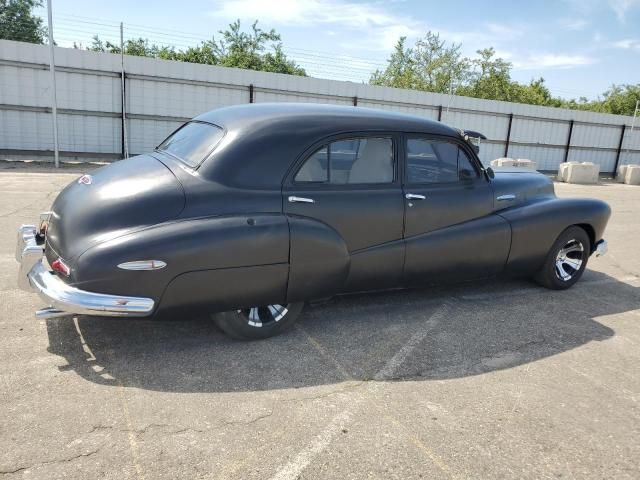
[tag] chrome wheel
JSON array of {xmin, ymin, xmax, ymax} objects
[
  {"xmin": 554, "ymin": 239, "xmax": 584, "ymax": 281},
  {"xmin": 239, "ymin": 304, "xmax": 289, "ymax": 328}
]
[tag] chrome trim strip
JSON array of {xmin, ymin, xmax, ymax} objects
[
  {"xmin": 117, "ymin": 260, "xmax": 167, "ymax": 271},
  {"xmin": 595, "ymin": 239, "xmax": 608, "ymax": 257},
  {"xmin": 496, "ymin": 194, "xmax": 516, "ymax": 201}
]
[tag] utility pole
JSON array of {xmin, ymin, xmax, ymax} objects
[{"xmin": 46, "ymin": 0, "xmax": 59, "ymax": 168}]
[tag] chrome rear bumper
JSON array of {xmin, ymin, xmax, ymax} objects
[
  {"xmin": 594, "ymin": 239, "xmax": 607, "ymax": 257},
  {"xmin": 16, "ymin": 224, "xmax": 154, "ymax": 319}
]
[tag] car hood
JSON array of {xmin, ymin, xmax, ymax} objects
[{"xmin": 45, "ymin": 154, "xmax": 186, "ymax": 264}]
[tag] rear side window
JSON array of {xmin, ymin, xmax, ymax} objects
[
  {"xmin": 406, "ymin": 138, "xmax": 478, "ymax": 184},
  {"xmin": 157, "ymin": 122, "xmax": 224, "ymax": 168},
  {"xmin": 295, "ymin": 137, "xmax": 394, "ymax": 184}
]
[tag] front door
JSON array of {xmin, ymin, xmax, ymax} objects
[
  {"xmin": 284, "ymin": 134, "xmax": 405, "ymax": 300},
  {"xmin": 402, "ymin": 135, "xmax": 510, "ymax": 284}
]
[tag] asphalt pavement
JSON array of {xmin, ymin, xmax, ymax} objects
[{"xmin": 1, "ymin": 163, "xmax": 638, "ymax": 479}]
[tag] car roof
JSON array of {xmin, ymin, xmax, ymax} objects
[
  {"xmin": 195, "ymin": 103, "xmax": 459, "ymax": 137},
  {"xmin": 192, "ymin": 103, "xmax": 462, "ymax": 188}
]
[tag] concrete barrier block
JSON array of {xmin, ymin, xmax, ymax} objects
[
  {"xmin": 624, "ymin": 165, "xmax": 640, "ymax": 185},
  {"xmin": 515, "ymin": 158, "xmax": 537, "ymax": 170},
  {"xmin": 616, "ymin": 164, "xmax": 629, "ymax": 183},
  {"xmin": 490, "ymin": 158, "xmax": 515, "ymax": 167},
  {"xmin": 565, "ymin": 162, "xmax": 600, "ymax": 184},
  {"xmin": 558, "ymin": 161, "xmax": 579, "ymax": 182}
]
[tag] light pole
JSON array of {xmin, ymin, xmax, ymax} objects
[{"xmin": 46, "ymin": 0, "xmax": 59, "ymax": 168}]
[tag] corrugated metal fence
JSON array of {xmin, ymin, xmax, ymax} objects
[{"xmin": 1, "ymin": 39, "xmax": 639, "ymax": 172}]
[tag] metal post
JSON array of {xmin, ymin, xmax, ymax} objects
[
  {"xmin": 249, "ymin": 84, "xmax": 254, "ymax": 103},
  {"xmin": 564, "ymin": 120, "xmax": 574, "ymax": 163},
  {"xmin": 625, "ymin": 100, "xmax": 640, "ymax": 163},
  {"xmin": 46, "ymin": 0, "xmax": 59, "ymax": 168},
  {"xmin": 445, "ymin": 81, "xmax": 454, "ymax": 115},
  {"xmin": 613, "ymin": 124, "xmax": 626, "ymax": 177},
  {"xmin": 437, "ymin": 105, "xmax": 442, "ymax": 121},
  {"xmin": 504, "ymin": 113, "xmax": 513, "ymax": 157},
  {"xmin": 120, "ymin": 22, "xmax": 129, "ymax": 159},
  {"xmin": 352, "ymin": 96, "xmax": 357, "ymax": 107}
]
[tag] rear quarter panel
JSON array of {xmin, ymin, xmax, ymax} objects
[{"xmin": 73, "ymin": 214, "xmax": 290, "ymax": 313}]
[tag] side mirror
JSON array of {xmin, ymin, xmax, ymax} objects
[{"xmin": 485, "ymin": 167, "xmax": 495, "ymax": 180}]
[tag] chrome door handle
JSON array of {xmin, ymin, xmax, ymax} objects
[
  {"xmin": 405, "ymin": 193, "xmax": 426, "ymax": 200},
  {"xmin": 288, "ymin": 196, "xmax": 315, "ymax": 204},
  {"xmin": 496, "ymin": 194, "xmax": 516, "ymax": 201}
]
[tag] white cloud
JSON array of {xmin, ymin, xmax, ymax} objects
[
  {"xmin": 513, "ymin": 54, "xmax": 597, "ymax": 70},
  {"xmin": 611, "ymin": 38, "xmax": 640, "ymax": 50},
  {"xmin": 484, "ymin": 23, "xmax": 523, "ymax": 41},
  {"xmin": 608, "ymin": 0, "xmax": 640, "ymax": 21},
  {"xmin": 210, "ymin": 0, "xmax": 599, "ymax": 73},
  {"xmin": 560, "ymin": 18, "xmax": 590, "ymax": 30},
  {"xmin": 209, "ymin": 0, "xmax": 422, "ymax": 49},
  {"xmin": 209, "ymin": 0, "xmax": 524, "ymax": 52}
]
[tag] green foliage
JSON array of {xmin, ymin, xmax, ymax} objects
[
  {"xmin": 370, "ymin": 33, "xmax": 469, "ymax": 93},
  {"xmin": 0, "ymin": 0, "xmax": 45, "ymax": 43},
  {"xmin": 372, "ymin": 33, "xmax": 640, "ymax": 116},
  {"xmin": 88, "ymin": 19, "xmax": 306, "ymax": 76}
]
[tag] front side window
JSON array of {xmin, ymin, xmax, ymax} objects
[
  {"xmin": 406, "ymin": 138, "xmax": 478, "ymax": 184},
  {"xmin": 156, "ymin": 122, "xmax": 224, "ymax": 168},
  {"xmin": 295, "ymin": 137, "xmax": 394, "ymax": 184}
]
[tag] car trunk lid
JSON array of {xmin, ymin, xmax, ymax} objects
[{"xmin": 45, "ymin": 154, "xmax": 186, "ymax": 265}]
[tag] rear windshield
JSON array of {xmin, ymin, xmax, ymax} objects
[{"xmin": 156, "ymin": 121, "xmax": 224, "ymax": 168}]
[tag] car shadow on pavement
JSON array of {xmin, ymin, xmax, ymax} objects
[{"xmin": 45, "ymin": 270, "xmax": 636, "ymax": 393}]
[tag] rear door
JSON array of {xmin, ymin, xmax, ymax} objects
[
  {"xmin": 402, "ymin": 135, "xmax": 510, "ymax": 284},
  {"xmin": 283, "ymin": 133, "xmax": 405, "ymax": 299}
]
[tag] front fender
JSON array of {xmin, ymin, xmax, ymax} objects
[{"xmin": 499, "ymin": 197, "xmax": 611, "ymax": 274}]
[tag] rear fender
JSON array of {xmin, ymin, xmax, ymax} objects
[{"xmin": 74, "ymin": 214, "xmax": 289, "ymax": 306}]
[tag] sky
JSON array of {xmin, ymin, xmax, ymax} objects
[{"xmin": 35, "ymin": 0, "xmax": 640, "ymax": 100}]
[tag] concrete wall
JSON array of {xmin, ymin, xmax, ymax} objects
[{"xmin": 1, "ymin": 39, "xmax": 639, "ymax": 171}]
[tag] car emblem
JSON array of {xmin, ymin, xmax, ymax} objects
[{"xmin": 78, "ymin": 174, "xmax": 92, "ymax": 185}]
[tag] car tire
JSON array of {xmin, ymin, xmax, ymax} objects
[
  {"xmin": 534, "ymin": 226, "xmax": 591, "ymax": 290},
  {"xmin": 211, "ymin": 302, "xmax": 304, "ymax": 340}
]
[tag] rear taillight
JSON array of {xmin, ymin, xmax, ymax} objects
[{"xmin": 51, "ymin": 258, "xmax": 70, "ymax": 277}]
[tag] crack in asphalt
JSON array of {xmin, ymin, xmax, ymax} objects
[
  {"xmin": 0, "ymin": 189, "xmax": 58, "ymax": 219},
  {"xmin": 0, "ymin": 448, "xmax": 101, "ymax": 476}
]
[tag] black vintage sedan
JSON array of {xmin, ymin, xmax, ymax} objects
[{"xmin": 16, "ymin": 104, "xmax": 610, "ymax": 339}]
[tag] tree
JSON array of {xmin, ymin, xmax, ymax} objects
[
  {"xmin": 370, "ymin": 37, "xmax": 417, "ymax": 89},
  {"xmin": 598, "ymin": 84, "xmax": 640, "ymax": 116},
  {"xmin": 0, "ymin": 0, "xmax": 46, "ymax": 43},
  {"xmin": 457, "ymin": 48, "xmax": 514, "ymax": 101},
  {"xmin": 371, "ymin": 33, "xmax": 640, "ymax": 115},
  {"xmin": 89, "ymin": 20, "xmax": 306, "ymax": 76},
  {"xmin": 370, "ymin": 33, "xmax": 469, "ymax": 93}
]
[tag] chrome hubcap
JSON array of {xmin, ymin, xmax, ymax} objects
[
  {"xmin": 554, "ymin": 239, "xmax": 584, "ymax": 281},
  {"xmin": 239, "ymin": 304, "xmax": 289, "ymax": 328}
]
